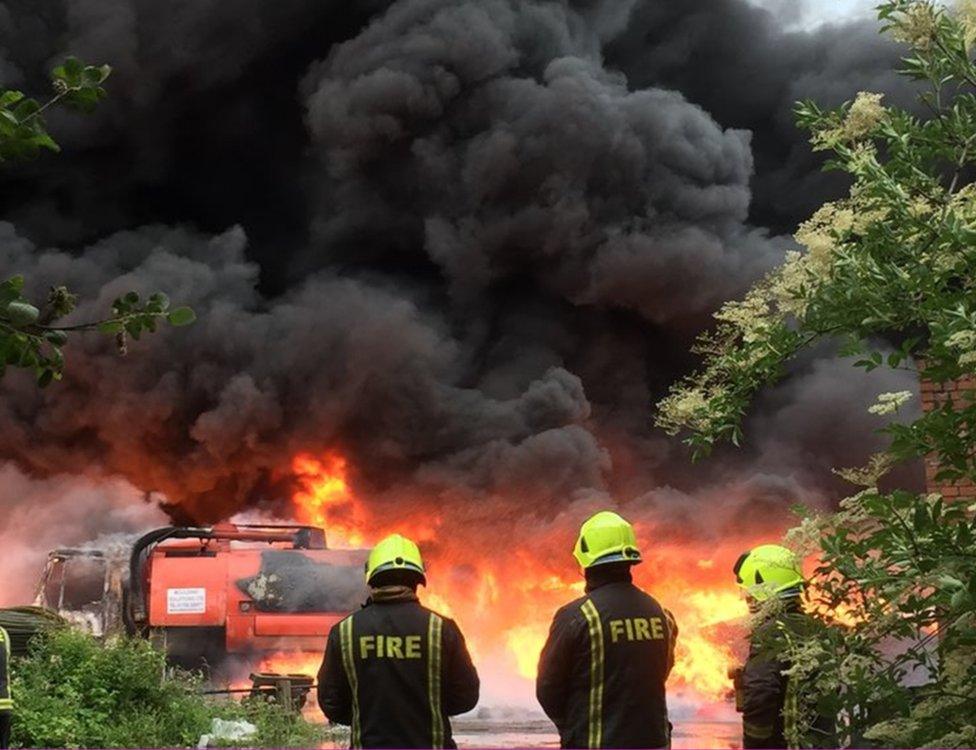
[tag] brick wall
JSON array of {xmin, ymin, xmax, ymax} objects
[{"xmin": 920, "ymin": 374, "xmax": 976, "ymax": 501}]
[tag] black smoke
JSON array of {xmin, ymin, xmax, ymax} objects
[
  {"xmin": 0, "ymin": 0, "xmax": 921, "ymax": 538},
  {"xmin": 237, "ymin": 550, "xmax": 368, "ymax": 612}
]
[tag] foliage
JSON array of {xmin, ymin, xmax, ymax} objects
[
  {"xmin": 10, "ymin": 628, "xmax": 327, "ymax": 748},
  {"xmin": 0, "ymin": 57, "xmax": 109, "ymax": 162},
  {"xmin": 11, "ymin": 629, "xmax": 213, "ymax": 748},
  {"xmin": 656, "ymin": 1, "xmax": 976, "ymax": 746},
  {"xmin": 0, "ymin": 59, "xmax": 194, "ymax": 385},
  {"xmin": 0, "ymin": 278, "xmax": 196, "ymax": 386},
  {"xmin": 777, "ymin": 489, "xmax": 976, "ymax": 747}
]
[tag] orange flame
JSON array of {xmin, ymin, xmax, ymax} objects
[
  {"xmin": 259, "ymin": 651, "xmax": 323, "ymax": 678},
  {"xmin": 287, "ymin": 452, "xmax": 754, "ymax": 706},
  {"xmin": 292, "ymin": 453, "xmax": 366, "ymax": 547}
]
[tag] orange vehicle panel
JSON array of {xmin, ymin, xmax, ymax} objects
[
  {"xmin": 253, "ymin": 614, "xmax": 341, "ymax": 637},
  {"xmin": 148, "ymin": 555, "xmax": 228, "ymax": 626},
  {"xmin": 144, "ymin": 533, "xmax": 367, "ymax": 656}
]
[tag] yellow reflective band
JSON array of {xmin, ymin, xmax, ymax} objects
[
  {"xmin": 0, "ymin": 700, "xmax": 11, "ymax": 711},
  {"xmin": 427, "ymin": 614, "xmax": 445, "ymax": 749},
  {"xmin": 743, "ymin": 720, "xmax": 774, "ymax": 739},
  {"xmin": 580, "ymin": 599, "xmax": 604, "ymax": 749},
  {"xmin": 339, "ymin": 616, "xmax": 361, "ymax": 748},
  {"xmin": 784, "ymin": 673, "xmax": 799, "ymax": 746}
]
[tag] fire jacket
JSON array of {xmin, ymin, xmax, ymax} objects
[
  {"xmin": 739, "ymin": 607, "xmax": 831, "ymax": 749},
  {"xmin": 0, "ymin": 626, "xmax": 11, "ymax": 712},
  {"xmin": 739, "ymin": 634, "xmax": 789, "ymax": 749},
  {"xmin": 536, "ymin": 577, "xmax": 678, "ymax": 749},
  {"xmin": 317, "ymin": 588, "xmax": 479, "ymax": 749}
]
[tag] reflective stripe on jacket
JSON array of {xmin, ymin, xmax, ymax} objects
[
  {"xmin": 317, "ymin": 593, "xmax": 479, "ymax": 749},
  {"xmin": 0, "ymin": 626, "xmax": 11, "ymax": 711},
  {"xmin": 536, "ymin": 579, "xmax": 677, "ymax": 749}
]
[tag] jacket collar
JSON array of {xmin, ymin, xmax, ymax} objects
[
  {"xmin": 584, "ymin": 565, "xmax": 634, "ymax": 593},
  {"xmin": 367, "ymin": 584, "xmax": 419, "ymax": 604}
]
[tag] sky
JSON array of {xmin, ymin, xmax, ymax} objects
[{"xmin": 749, "ymin": 0, "xmax": 875, "ymax": 30}]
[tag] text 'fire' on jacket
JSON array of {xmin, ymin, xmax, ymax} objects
[
  {"xmin": 317, "ymin": 587, "xmax": 479, "ymax": 749},
  {"xmin": 536, "ymin": 570, "xmax": 678, "ymax": 749}
]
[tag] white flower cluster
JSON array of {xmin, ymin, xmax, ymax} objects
[
  {"xmin": 868, "ymin": 390, "xmax": 914, "ymax": 415},
  {"xmin": 946, "ymin": 329, "xmax": 976, "ymax": 368},
  {"xmin": 843, "ymin": 92, "xmax": 887, "ymax": 141},
  {"xmin": 957, "ymin": 0, "xmax": 976, "ymax": 50},
  {"xmin": 891, "ymin": 2, "xmax": 939, "ymax": 50}
]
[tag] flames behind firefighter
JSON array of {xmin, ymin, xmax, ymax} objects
[
  {"xmin": 537, "ymin": 511, "xmax": 678, "ymax": 749},
  {"xmin": 318, "ymin": 533, "xmax": 479, "ymax": 749}
]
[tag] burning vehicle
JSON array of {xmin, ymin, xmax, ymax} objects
[{"xmin": 34, "ymin": 523, "xmax": 368, "ymax": 677}]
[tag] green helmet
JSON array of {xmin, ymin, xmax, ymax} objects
[
  {"xmin": 573, "ymin": 511, "xmax": 643, "ymax": 569},
  {"xmin": 733, "ymin": 544, "xmax": 804, "ymax": 602},
  {"xmin": 365, "ymin": 533, "xmax": 426, "ymax": 585}
]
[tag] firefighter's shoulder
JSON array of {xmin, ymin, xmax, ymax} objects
[
  {"xmin": 419, "ymin": 604, "xmax": 463, "ymax": 635},
  {"xmin": 551, "ymin": 593, "xmax": 591, "ymax": 626}
]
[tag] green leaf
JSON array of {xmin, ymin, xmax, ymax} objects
[
  {"xmin": 62, "ymin": 57, "xmax": 83, "ymax": 77},
  {"xmin": 12, "ymin": 97, "xmax": 41, "ymax": 122},
  {"xmin": 4, "ymin": 301, "xmax": 40, "ymax": 326},
  {"xmin": 97, "ymin": 321, "xmax": 123, "ymax": 334},
  {"xmin": 147, "ymin": 292, "xmax": 170, "ymax": 311},
  {"xmin": 3, "ymin": 275, "xmax": 24, "ymax": 293},
  {"xmin": 166, "ymin": 307, "xmax": 196, "ymax": 327},
  {"xmin": 82, "ymin": 64, "xmax": 112, "ymax": 85},
  {"xmin": 0, "ymin": 90, "xmax": 24, "ymax": 107},
  {"xmin": 30, "ymin": 132, "xmax": 60, "ymax": 152},
  {"xmin": 44, "ymin": 330, "xmax": 69, "ymax": 346}
]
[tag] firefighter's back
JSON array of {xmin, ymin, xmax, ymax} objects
[
  {"xmin": 318, "ymin": 534, "xmax": 479, "ymax": 750},
  {"xmin": 346, "ymin": 599, "xmax": 443, "ymax": 748},
  {"xmin": 537, "ymin": 512, "xmax": 678, "ymax": 750},
  {"xmin": 583, "ymin": 581, "xmax": 674, "ymax": 748}
]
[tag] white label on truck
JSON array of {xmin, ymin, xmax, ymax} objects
[{"xmin": 166, "ymin": 587, "xmax": 206, "ymax": 614}]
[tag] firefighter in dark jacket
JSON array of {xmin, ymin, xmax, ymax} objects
[
  {"xmin": 537, "ymin": 511, "xmax": 678, "ymax": 749},
  {"xmin": 0, "ymin": 625, "xmax": 11, "ymax": 749},
  {"xmin": 732, "ymin": 544, "xmax": 829, "ymax": 749},
  {"xmin": 318, "ymin": 533, "xmax": 480, "ymax": 749}
]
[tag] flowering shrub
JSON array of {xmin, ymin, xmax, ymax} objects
[{"xmin": 657, "ymin": 2, "xmax": 976, "ymax": 746}]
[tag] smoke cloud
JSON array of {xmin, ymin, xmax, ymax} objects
[
  {"xmin": 0, "ymin": 463, "xmax": 166, "ymax": 606},
  {"xmin": 0, "ymin": 0, "xmax": 923, "ymax": 574}
]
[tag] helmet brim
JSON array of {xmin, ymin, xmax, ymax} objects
[
  {"xmin": 366, "ymin": 560, "xmax": 427, "ymax": 586},
  {"xmin": 585, "ymin": 550, "xmax": 643, "ymax": 568}
]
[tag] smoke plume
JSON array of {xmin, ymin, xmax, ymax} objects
[{"xmin": 0, "ymin": 0, "xmax": 921, "ymax": 563}]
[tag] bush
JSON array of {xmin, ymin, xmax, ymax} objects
[{"xmin": 10, "ymin": 629, "xmax": 326, "ymax": 748}]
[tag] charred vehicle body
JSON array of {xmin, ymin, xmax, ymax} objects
[{"xmin": 35, "ymin": 524, "xmax": 368, "ymax": 672}]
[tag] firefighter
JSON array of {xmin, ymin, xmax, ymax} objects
[
  {"xmin": 732, "ymin": 544, "xmax": 829, "ymax": 749},
  {"xmin": 0, "ymin": 625, "xmax": 11, "ymax": 750},
  {"xmin": 536, "ymin": 511, "xmax": 678, "ymax": 749},
  {"xmin": 317, "ymin": 533, "xmax": 479, "ymax": 749}
]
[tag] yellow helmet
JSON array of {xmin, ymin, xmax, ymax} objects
[
  {"xmin": 573, "ymin": 511, "xmax": 642, "ymax": 569},
  {"xmin": 733, "ymin": 544, "xmax": 804, "ymax": 602},
  {"xmin": 365, "ymin": 533, "xmax": 426, "ymax": 585}
]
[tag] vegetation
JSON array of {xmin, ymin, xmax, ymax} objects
[
  {"xmin": 657, "ymin": 1, "xmax": 976, "ymax": 747},
  {"xmin": 10, "ymin": 629, "xmax": 328, "ymax": 748},
  {"xmin": 0, "ymin": 58, "xmax": 193, "ymax": 387}
]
